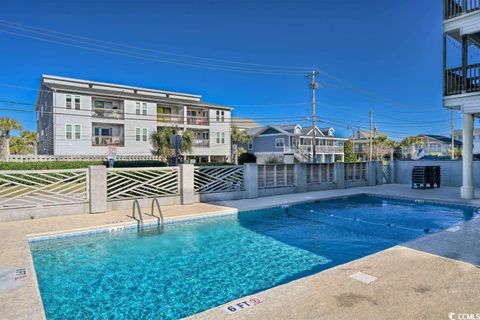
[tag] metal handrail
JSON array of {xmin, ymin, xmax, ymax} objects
[
  {"xmin": 151, "ymin": 198, "xmax": 165, "ymax": 231},
  {"xmin": 132, "ymin": 199, "xmax": 144, "ymax": 232}
]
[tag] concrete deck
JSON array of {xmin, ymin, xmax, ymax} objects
[
  {"xmin": 1, "ymin": 184, "xmax": 479, "ymax": 320},
  {"xmin": 0, "ymin": 203, "xmax": 236, "ymax": 320}
]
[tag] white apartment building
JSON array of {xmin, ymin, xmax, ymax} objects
[
  {"xmin": 36, "ymin": 75, "xmax": 232, "ymax": 162},
  {"xmin": 443, "ymin": 1, "xmax": 480, "ymax": 199}
]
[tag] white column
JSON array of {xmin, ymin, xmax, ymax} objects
[
  {"xmin": 243, "ymin": 163, "xmax": 258, "ymax": 198},
  {"xmin": 461, "ymin": 113, "xmax": 474, "ymax": 199},
  {"xmin": 88, "ymin": 166, "xmax": 107, "ymax": 213},
  {"xmin": 179, "ymin": 164, "xmax": 195, "ymax": 204}
]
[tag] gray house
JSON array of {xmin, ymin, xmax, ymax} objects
[{"xmin": 245, "ymin": 124, "xmax": 345, "ymax": 164}]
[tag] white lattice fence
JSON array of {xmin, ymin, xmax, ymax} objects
[
  {"xmin": 107, "ymin": 167, "xmax": 179, "ymax": 200},
  {"xmin": 0, "ymin": 169, "xmax": 88, "ymax": 209},
  {"xmin": 194, "ymin": 166, "xmax": 244, "ymax": 193},
  {"xmin": 345, "ymin": 162, "xmax": 367, "ymax": 181},
  {"xmin": 306, "ymin": 164, "xmax": 335, "ymax": 184},
  {"xmin": 258, "ymin": 164, "xmax": 294, "ymax": 189}
]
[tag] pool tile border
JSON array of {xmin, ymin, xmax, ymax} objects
[{"xmin": 28, "ymin": 210, "xmax": 238, "ymax": 243}]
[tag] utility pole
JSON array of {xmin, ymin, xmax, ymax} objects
[
  {"xmin": 306, "ymin": 69, "xmax": 320, "ymax": 163},
  {"xmin": 451, "ymin": 110, "xmax": 455, "ymax": 160},
  {"xmin": 369, "ymin": 111, "xmax": 373, "ymax": 161}
]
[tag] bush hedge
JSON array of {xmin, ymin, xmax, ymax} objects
[
  {"xmin": 238, "ymin": 153, "xmax": 257, "ymax": 165},
  {"xmin": 0, "ymin": 160, "xmax": 167, "ymax": 170}
]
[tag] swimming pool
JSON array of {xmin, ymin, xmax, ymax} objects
[{"xmin": 30, "ymin": 195, "xmax": 476, "ymax": 319}]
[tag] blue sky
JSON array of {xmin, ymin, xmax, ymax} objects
[{"xmin": 0, "ymin": 0, "xmax": 456, "ymax": 140}]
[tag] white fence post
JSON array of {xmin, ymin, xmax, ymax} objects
[
  {"xmin": 180, "ymin": 164, "xmax": 195, "ymax": 205},
  {"xmin": 89, "ymin": 165, "xmax": 107, "ymax": 213},
  {"xmin": 294, "ymin": 163, "xmax": 307, "ymax": 193},
  {"xmin": 335, "ymin": 162, "xmax": 345, "ymax": 188},
  {"xmin": 367, "ymin": 161, "xmax": 376, "ymax": 186},
  {"xmin": 376, "ymin": 161, "xmax": 383, "ymax": 185},
  {"xmin": 244, "ymin": 163, "xmax": 259, "ymax": 198}
]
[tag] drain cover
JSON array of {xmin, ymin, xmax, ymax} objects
[{"xmin": 349, "ymin": 272, "xmax": 377, "ymax": 284}]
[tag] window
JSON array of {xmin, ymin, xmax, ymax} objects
[
  {"xmin": 135, "ymin": 128, "xmax": 141, "ymax": 142},
  {"xmin": 65, "ymin": 124, "xmax": 81, "ymax": 140},
  {"xmin": 66, "ymin": 95, "xmax": 72, "ymax": 109},
  {"xmin": 66, "ymin": 124, "xmax": 72, "ymax": 139},
  {"xmin": 74, "ymin": 125, "xmax": 81, "ymax": 140},
  {"xmin": 142, "ymin": 102, "xmax": 147, "ymax": 115},
  {"xmin": 216, "ymin": 132, "xmax": 220, "ymax": 144},
  {"xmin": 275, "ymin": 138, "xmax": 285, "ymax": 148},
  {"xmin": 74, "ymin": 96, "xmax": 81, "ymax": 110},
  {"xmin": 142, "ymin": 128, "xmax": 148, "ymax": 142},
  {"xmin": 221, "ymin": 132, "xmax": 225, "ymax": 143},
  {"xmin": 135, "ymin": 102, "xmax": 141, "ymax": 115},
  {"xmin": 248, "ymin": 139, "xmax": 253, "ymax": 150},
  {"xmin": 216, "ymin": 110, "xmax": 225, "ymax": 122}
]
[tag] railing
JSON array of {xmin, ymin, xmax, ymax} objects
[
  {"xmin": 193, "ymin": 139, "xmax": 209, "ymax": 148},
  {"xmin": 157, "ymin": 114, "xmax": 181, "ymax": 123},
  {"xmin": 306, "ymin": 163, "xmax": 335, "ymax": 184},
  {"xmin": 445, "ymin": 64, "xmax": 480, "ymax": 95},
  {"xmin": 107, "ymin": 167, "xmax": 178, "ymax": 200},
  {"xmin": 7, "ymin": 155, "xmax": 163, "ymax": 162},
  {"xmin": 345, "ymin": 162, "xmax": 367, "ymax": 181},
  {"xmin": 444, "ymin": 0, "xmax": 480, "ymax": 19},
  {"xmin": 187, "ymin": 116, "xmax": 209, "ymax": 126},
  {"xmin": 0, "ymin": 169, "xmax": 88, "ymax": 209},
  {"xmin": 194, "ymin": 166, "xmax": 244, "ymax": 193},
  {"xmin": 92, "ymin": 108, "xmax": 124, "ymax": 120},
  {"xmin": 299, "ymin": 145, "xmax": 344, "ymax": 153},
  {"xmin": 92, "ymin": 136, "xmax": 124, "ymax": 147},
  {"xmin": 258, "ymin": 164, "xmax": 294, "ymax": 189}
]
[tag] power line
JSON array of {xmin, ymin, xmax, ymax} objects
[
  {"xmin": 0, "ymin": 21, "xmax": 307, "ymax": 76},
  {"xmin": 0, "ymin": 19, "xmax": 310, "ymax": 71}
]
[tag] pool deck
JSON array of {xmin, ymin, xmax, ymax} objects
[{"xmin": 1, "ymin": 184, "xmax": 480, "ymax": 319}]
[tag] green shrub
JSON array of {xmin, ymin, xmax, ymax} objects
[
  {"xmin": 238, "ymin": 153, "xmax": 256, "ymax": 165},
  {"xmin": 0, "ymin": 160, "xmax": 167, "ymax": 170},
  {"xmin": 195, "ymin": 162, "xmax": 234, "ymax": 166}
]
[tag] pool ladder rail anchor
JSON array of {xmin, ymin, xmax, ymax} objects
[{"xmin": 132, "ymin": 198, "xmax": 165, "ymax": 233}]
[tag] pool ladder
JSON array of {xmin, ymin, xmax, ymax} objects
[{"xmin": 132, "ymin": 198, "xmax": 165, "ymax": 232}]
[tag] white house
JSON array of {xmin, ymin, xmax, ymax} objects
[{"xmin": 36, "ymin": 75, "xmax": 232, "ymax": 162}]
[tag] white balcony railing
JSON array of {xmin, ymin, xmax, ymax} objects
[
  {"xmin": 92, "ymin": 108, "xmax": 124, "ymax": 120},
  {"xmin": 285, "ymin": 145, "xmax": 344, "ymax": 154},
  {"xmin": 92, "ymin": 136, "xmax": 124, "ymax": 146}
]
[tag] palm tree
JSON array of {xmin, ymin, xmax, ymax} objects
[
  {"xmin": 400, "ymin": 136, "xmax": 423, "ymax": 159},
  {"xmin": 231, "ymin": 126, "xmax": 250, "ymax": 164},
  {"xmin": 0, "ymin": 117, "xmax": 23, "ymax": 160},
  {"xmin": 180, "ymin": 129, "xmax": 194, "ymax": 154},
  {"xmin": 150, "ymin": 127, "xmax": 194, "ymax": 161},
  {"xmin": 150, "ymin": 127, "xmax": 176, "ymax": 160},
  {"xmin": 20, "ymin": 130, "xmax": 37, "ymax": 155}
]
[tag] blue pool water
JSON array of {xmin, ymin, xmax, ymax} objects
[{"xmin": 30, "ymin": 196, "xmax": 475, "ymax": 319}]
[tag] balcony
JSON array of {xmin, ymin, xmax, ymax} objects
[
  {"xmin": 92, "ymin": 108, "xmax": 124, "ymax": 120},
  {"xmin": 92, "ymin": 135, "xmax": 124, "ymax": 147},
  {"xmin": 187, "ymin": 116, "xmax": 209, "ymax": 126},
  {"xmin": 193, "ymin": 139, "xmax": 209, "ymax": 148},
  {"xmin": 445, "ymin": 64, "xmax": 480, "ymax": 95},
  {"xmin": 157, "ymin": 113, "xmax": 182, "ymax": 124},
  {"xmin": 286, "ymin": 145, "xmax": 344, "ymax": 154},
  {"xmin": 444, "ymin": 0, "xmax": 480, "ymax": 20}
]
